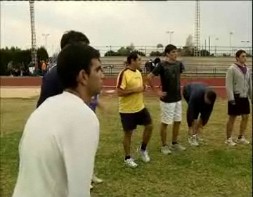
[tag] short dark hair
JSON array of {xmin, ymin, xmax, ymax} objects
[
  {"xmin": 164, "ymin": 44, "xmax": 177, "ymax": 55},
  {"xmin": 206, "ymin": 89, "xmax": 217, "ymax": 104},
  {"xmin": 127, "ymin": 51, "xmax": 140, "ymax": 64},
  {"xmin": 57, "ymin": 43, "xmax": 100, "ymax": 89},
  {"xmin": 60, "ymin": 30, "xmax": 90, "ymax": 49},
  {"xmin": 235, "ymin": 49, "xmax": 246, "ymax": 58}
]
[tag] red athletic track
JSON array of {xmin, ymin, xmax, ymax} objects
[{"xmin": 0, "ymin": 76, "xmax": 227, "ymax": 98}]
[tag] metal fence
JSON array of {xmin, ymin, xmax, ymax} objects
[
  {"xmin": 100, "ymin": 56, "xmax": 252, "ymax": 77},
  {"xmin": 93, "ymin": 45, "xmax": 252, "ymax": 57},
  {"xmin": 102, "ymin": 65, "xmax": 229, "ymax": 77}
]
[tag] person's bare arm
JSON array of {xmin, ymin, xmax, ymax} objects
[
  {"xmin": 117, "ymin": 86, "xmax": 144, "ymax": 97},
  {"xmin": 146, "ymin": 73, "xmax": 166, "ymax": 97}
]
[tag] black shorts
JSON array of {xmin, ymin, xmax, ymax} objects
[
  {"xmin": 228, "ymin": 95, "xmax": 250, "ymax": 116},
  {"xmin": 119, "ymin": 108, "xmax": 152, "ymax": 131}
]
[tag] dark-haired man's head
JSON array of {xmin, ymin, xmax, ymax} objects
[
  {"xmin": 204, "ymin": 89, "xmax": 217, "ymax": 105},
  {"xmin": 57, "ymin": 43, "xmax": 104, "ymax": 101},
  {"xmin": 164, "ymin": 44, "xmax": 177, "ymax": 62},
  {"xmin": 60, "ymin": 30, "xmax": 90, "ymax": 49},
  {"xmin": 127, "ymin": 51, "xmax": 142, "ymax": 70},
  {"xmin": 235, "ymin": 49, "xmax": 247, "ymax": 64}
]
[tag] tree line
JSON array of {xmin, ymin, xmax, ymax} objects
[
  {"xmin": 0, "ymin": 35, "xmax": 217, "ymax": 76},
  {"xmin": 0, "ymin": 47, "xmax": 49, "ymax": 76}
]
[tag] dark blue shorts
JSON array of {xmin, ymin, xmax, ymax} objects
[{"xmin": 119, "ymin": 108, "xmax": 152, "ymax": 131}]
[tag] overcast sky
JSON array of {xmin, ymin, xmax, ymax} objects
[{"xmin": 1, "ymin": 1, "xmax": 252, "ymax": 56}]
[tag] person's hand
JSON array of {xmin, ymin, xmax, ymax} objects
[
  {"xmin": 229, "ymin": 100, "xmax": 236, "ymax": 105},
  {"xmin": 143, "ymin": 84, "xmax": 148, "ymax": 91},
  {"xmin": 156, "ymin": 90, "xmax": 167, "ymax": 98},
  {"xmin": 135, "ymin": 86, "xmax": 144, "ymax": 93}
]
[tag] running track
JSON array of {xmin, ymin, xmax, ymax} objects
[{"xmin": 0, "ymin": 76, "xmax": 227, "ymax": 98}]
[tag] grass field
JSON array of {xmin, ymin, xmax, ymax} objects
[{"xmin": 0, "ymin": 94, "xmax": 252, "ymax": 197}]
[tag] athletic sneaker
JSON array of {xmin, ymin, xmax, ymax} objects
[
  {"xmin": 196, "ymin": 135, "xmax": 204, "ymax": 143},
  {"xmin": 161, "ymin": 145, "xmax": 172, "ymax": 155},
  {"xmin": 188, "ymin": 137, "xmax": 192, "ymax": 144},
  {"xmin": 124, "ymin": 158, "xmax": 138, "ymax": 168},
  {"xmin": 139, "ymin": 149, "xmax": 150, "ymax": 163},
  {"xmin": 237, "ymin": 136, "xmax": 250, "ymax": 145},
  {"xmin": 188, "ymin": 135, "xmax": 199, "ymax": 146},
  {"xmin": 92, "ymin": 174, "xmax": 103, "ymax": 184},
  {"xmin": 225, "ymin": 138, "xmax": 236, "ymax": 146},
  {"xmin": 170, "ymin": 143, "xmax": 186, "ymax": 151}
]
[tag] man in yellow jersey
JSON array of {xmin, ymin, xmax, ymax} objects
[{"xmin": 116, "ymin": 51, "xmax": 153, "ymax": 168}]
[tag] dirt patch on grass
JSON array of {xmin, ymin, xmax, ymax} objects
[{"xmin": 0, "ymin": 87, "xmax": 40, "ymax": 98}]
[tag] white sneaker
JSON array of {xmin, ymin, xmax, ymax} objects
[
  {"xmin": 92, "ymin": 174, "xmax": 103, "ymax": 184},
  {"xmin": 170, "ymin": 143, "xmax": 186, "ymax": 151},
  {"xmin": 188, "ymin": 136, "xmax": 193, "ymax": 144},
  {"xmin": 139, "ymin": 149, "xmax": 150, "ymax": 163},
  {"xmin": 196, "ymin": 135, "xmax": 204, "ymax": 143},
  {"xmin": 188, "ymin": 135, "xmax": 199, "ymax": 146},
  {"xmin": 237, "ymin": 136, "xmax": 250, "ymax": 145},
  {"xmin": 124, "ymin": 158, "xmax": 138, "ymax": 168},
  {"xmin": 225, "ymin": 138, "xmax": 236, "ymax": 146},
  {"xmin": 161, "ymin": 145, "xmax": 172, "ymax": 155}
]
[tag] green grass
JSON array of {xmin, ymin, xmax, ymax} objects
[{"xmin": 0, "ymin": 95, "xmax": 252, "ymax": 197}]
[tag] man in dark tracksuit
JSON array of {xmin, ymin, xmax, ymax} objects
[
  {"xmin": 183, "ymin": 83, "xmax": 217, "ymax": 146},
  {"xmin": 36, "ymin": 30, "xmax": 90, "ymax": 108}
]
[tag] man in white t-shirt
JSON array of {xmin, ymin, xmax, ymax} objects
[{"xmin": 12, "ymin": 43, "xmax": 104, "ymax": 197}]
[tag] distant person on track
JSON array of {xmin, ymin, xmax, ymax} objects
[
  {"xmin": 183, "ymin": 82, "xmax": 217, "ymax": 146},
  {"xmin": 154, "ymin": 57, "xmax": 161, "ymax": 68},
  {"xmin": 41, "ymin": 60, "xmax": 47, "ymax": 76},
  {"xmin": 147, "ymin": 44, "xmax": 186, "ymax": 155},
  {"xmin": 116, "ymin": 51, "xmax": 153, "ymax": 168},
  {"xmin": 225, "ymin": 49, "xmax": 252, "ymax": 146},
  {"xmin": 13, "ymin": 43, "xmax": 104, "ymax": 197},
  {"xmin": 144, "ymin": 59, "xmax": 154, "ymax": 73}
]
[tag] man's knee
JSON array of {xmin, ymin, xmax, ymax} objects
[
  {"xmin": 145, "ymin": 124, "xmax": 153, "ymax": 132},
  {"xmin": 241, "ymin": 114, "xmax": 249, "ymax": 121},
  {"xmin": 124, "ymin": 130, "xmax": 133, "ymax": 138},
  {"xmin": 228, "ymin": 115, "xmax": 236, "ymax": 122}
]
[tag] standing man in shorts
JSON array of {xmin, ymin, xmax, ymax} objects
[
  {"xmin": 116, "ymin": 51, "xmax": 153, "ymax": 168},
  {"xmin": 225, "ymin": 49, "xmax": 252, "ymax": 146},
  {"xmin": 147, "ymin": 44, "xmax": 186, "ymax": 154}
]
